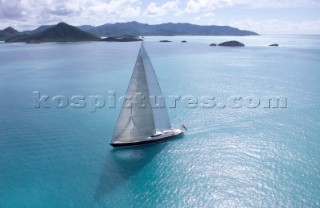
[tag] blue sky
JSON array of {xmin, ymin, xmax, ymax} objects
[{"xmin": 0, "ymin": 0, "xmax": 320, "ymax": 34}]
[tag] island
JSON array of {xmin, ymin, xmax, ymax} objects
[
  {"xmin": 269, "ymin": 43, "xmax": 279, "ymax": 47},
  {"xmin": 181, "ymin": 40, "xmax": 187, "ymax": 43},
  {"xmin": 218, "ymin": 41, "xmax": 245, "ymax": 47},
  {"xmin": 160, "ymin": 40, "xmax": 172, "ymax": 42},
  {"xmin": 0, "ymin": 27, "xmax": 19, "ymax": 41},
  {"xmin": 209, "ymin": 43, "xmax": 217, "ymax": 46},
  {"xmin": 79, "ymin": 21, "xmax": 259, "ymax": 36},
  {"xmin": 101, "ymin": 36, "xmax": 143, "ymax": 42},
  {"xmin": 5, "ymin": 22, "xmax": 100, "ymax": 43}
]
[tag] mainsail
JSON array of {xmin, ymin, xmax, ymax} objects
[{"xmin": 111, "ymin": 44, "xmax": 172, "ymax": 144}]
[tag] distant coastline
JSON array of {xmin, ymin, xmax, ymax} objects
[
  {"xmin": 3, "ymin": 23, "xmax": 143, "ymax": 43},
  {"xmin": 78, "ymin": 21, "xmax": 259, "ymax": 37},
  {"xmin": 0, "ymin": 21, "xmax": 259, "ymax": 43}
]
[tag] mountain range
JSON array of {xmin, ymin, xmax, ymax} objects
[
  {"xmin": 81, "ymin": 21, "xmax": 259, "ymax": 36},
  {"xmin": 5, "ymin": 23, "xmax": 143, "ymax": 43},
  {"xmin": 5, "ymin": 23, "xmax": 100, "ymax": 43},
  {"xmin": 1, "ymin": 21, "xmax": 259, "ymax": 43}
]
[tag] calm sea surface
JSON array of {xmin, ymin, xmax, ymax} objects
[{"xmin": 0, "ymin": 35, "xmax": 319, "ymax": 207}]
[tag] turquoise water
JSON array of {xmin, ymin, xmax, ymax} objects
[{"xmin": 0, "ymin": 36, "xmax": 320, "ymax": 207}]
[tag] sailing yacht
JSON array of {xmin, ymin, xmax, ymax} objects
[{"xmin": 110, "ymin": 44, "xmax": 184, "ymax": 147}]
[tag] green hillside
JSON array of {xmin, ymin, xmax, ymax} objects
[{"xmin": 6, "ymin": 23, "xmax": 100, "ymax": 43}]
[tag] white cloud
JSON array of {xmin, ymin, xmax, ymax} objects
[
  {"xmin": 81, "ymin": 0, "xmax": 141, "ymax": 22},
  {"xmin": 229, "ymin": 18, "xmax": 320, "ymax": 34},
  {"xmin": 185, "ymin": 0, "xmax": 232, "ymax": 13},
  {"xmin": 144, "ymin": 1, "xmax": 180, "ymax": 17},
  {"xmin": 0, "ymin": 0, "xmax": 320, "ymax": 34},
  {"xmin": 0, "ymin": 0, "xmax": 142, "ymax": 29},
  {"xmin": 204, "ymin": 12, "xmax": 215, "ymax": 18},
  {"xmin": 233, "ymin": 0, "xmax": 320, "ymax": 8},
  {"xmin": 195, "ymin": 12, "xmax": 215, "ymax": 24},
  {"xmin": 121, "ymin": 6, "xmax": 141, "ymax": 18},
  {"xmin": 184, "ymin": 0, "xmax": 320, "ymax": 13},
  {"xmin": 183, "ymin": 0, "xmax": 320, "ymax": 14},
  {"xmin": 0, "ymin": 0, "xmax": 24, "ymax": 19}
]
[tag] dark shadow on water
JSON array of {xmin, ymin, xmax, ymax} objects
[{"xmin": 94, "ymin": 142, "xmax": 168, "ymax": 202}]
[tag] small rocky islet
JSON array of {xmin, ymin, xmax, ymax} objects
[
  {"xmin": 208, "ymin": 41, "xmax": 281, "ymax": 47},
  {"xmin": 218, "ymin": 40, "xmax": 245, "ymax": 47},
  {"xmin": 209, "ymin": 41, "xmax": 244, "ymax": 47}
]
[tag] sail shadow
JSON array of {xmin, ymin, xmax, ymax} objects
[{"xmin": 94, "ymin": 143, "xmax": 167, "ymax": 201}]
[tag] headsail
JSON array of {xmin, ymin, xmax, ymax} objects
[
  {"xmin": 111, "ymin": 44, "xmax": 171, "ymax": 144},
  {"xmin": 140, "ymin": 45, "xmax": 171, "ymax": 131}
]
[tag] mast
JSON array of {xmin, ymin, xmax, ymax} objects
[
  {"xmin": 111, "ymin": 44, "xmax": 171, "ymax": 144},
  {"xmin": 140, "ymin": 45, "xmax": 171, "ymax": 131}
]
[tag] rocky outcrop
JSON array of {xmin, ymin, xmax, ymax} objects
[{"xmin": 218, "ymin": 41, "xmax": 245, "ymax": 47}]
